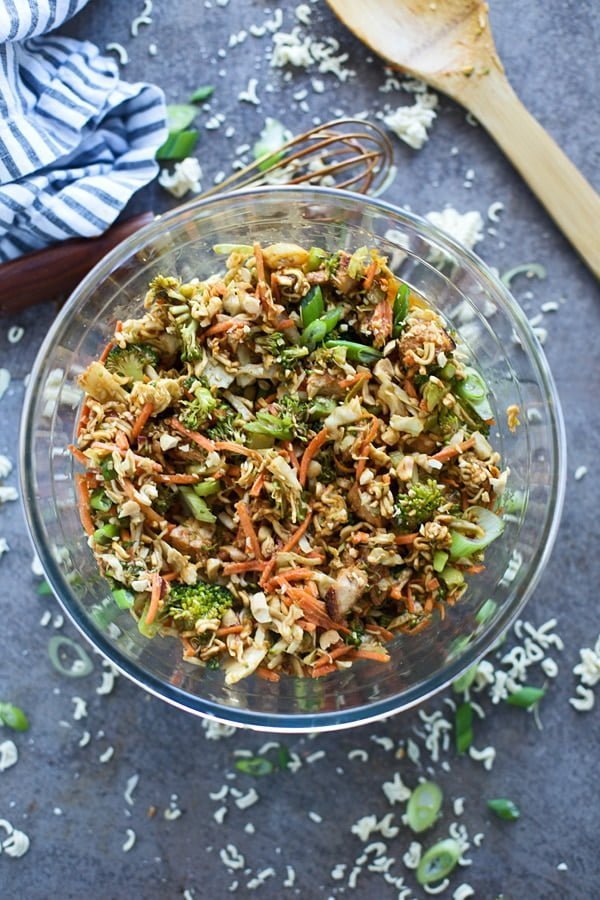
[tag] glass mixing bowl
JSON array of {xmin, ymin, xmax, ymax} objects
[{"xmin": 20, "ymin": 186, "xmax": 566, "ymax": 732}]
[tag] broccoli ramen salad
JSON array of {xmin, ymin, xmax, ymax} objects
[{"xmin": 70, "ymin": 241, "xmax": 508, "ymax": 685}]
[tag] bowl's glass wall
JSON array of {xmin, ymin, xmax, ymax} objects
[{"xmin": 21, "ymin": 188, "xmax": 565, "ymax": 731}]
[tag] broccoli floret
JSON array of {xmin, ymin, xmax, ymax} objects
[
  {"xmin": 207, "ymin": 409, "xmax": 247, "ymax": 443},
  {"xmin": 179, "ymin": 318, "xmax": 202, "ymax": 362},
  {"xmin": 180, "ymin": 384, "xmax": 219, "ymax": 430},
  {"xmin": 265, "ymin": 332, "xmax": 308, "ymax": 372},
  {"xmin": 437, "ymin": 406, "xmax": 460, "ymax": 440},
  {"xmin": 163, "ymin": 582, "xmax": 234, "ymax": 630},
  {"xmin": 277, "ymin": 394, "xmax": 312, "ymax": 441},
  {"xmin": 105, "ymin": 344, "xmax": 159, "ymax": 382},
  {"xmin": 394, "ymin": 479, "xmax": 445, "ymax": 531},
  {"xmin": 153, "ymin": 485, "xmax": 177, "ymax": 516},
  {"xmin": 148, "ymin": 274, "xmax": 182, "ymax": 300}
]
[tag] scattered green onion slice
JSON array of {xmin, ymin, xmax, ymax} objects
[
  {"xmin": 179, "ymin": 486, "xmax": 217, "ymax": 523},
  {"xmin": 505, "ymin": 686, "xmax": 545, "ymax": 708},
  {"xmin": 432, "ymin": 550, "xmax": 449, "ymax": 573},
  {"xmin": 90, "ymin": 489, "xmax": 112, "ymax": 512},
  {"xmin": 212, "ymin": 243, "xmax": 254, "ymax": 255},
  {"xmin": 100, "ymin": 459, "xmax": 117, "ymax": 481},
  {"xmin": 0, "ymin": 702, "xmax": 30, "ymax": 732},
  {"xmin": 475, "ymin": 598, "xmax": 497, "ymax": 625},
  {"xmin": 300, "ymin": 285, "xmax": 325, "ymax": 327},
  {"xmin": 392, "ymin": 282, "xmax": 410, "ymax": 337},
  {"xmin": 93, "ymin": 523, "xmax": 120, "ymax": 545},
  {"xmin": 406, "ymin": 780, "xmax": 443, "ymax": 833},
  {"xmin": 417, "ymin": 838, "xmax": 461, "ymax": 885},
  {"xmin": 455, "ymin": 366, "xmax": 494, "ymax": 421},
  {"xmin": 156, "ymin": 129, "xmax": 199, "ymax": 161},
  {"xmin": 48, "ymin": 636, "xmax": 94, "ymax": 678},
  {"xmin": 455, "ymin": 701, "xmax": 474, "ymax": 753},
  {"xmin": 324, "ymin": 340, "xmax": 383, "ymax": 364},
  {"xmin": 190, "ymin": 85, "xmax": 214, "ymax": 103},
  {"xmin": 235, "ymin": 756, "xmax": 274, "ymax": 776},
  {"xmin": 112, "ymin": 587, "xmax": 134, "ymax": 610},
  {"xmin": 449, "ymin": 507, "xmax": 504, "ymax": 560},
  {"xmin": 193, "ymin": 479, "xmax": 221, "ymax": 497},
  {"xmin": 253, "ymin": 117, "xmax": 291, "ymax": 171},
  {"xmin": 37, "ymin": 580, "xmax": 53, "ymax": 596},
  {"xmin": 439, "ymin": 565, "xmax": 465, "ymax": 588},
  {"xmin": 500, "ymin": 262, "xmax": 546, "ymax": 288},
  {"xmin": 487, "ymin": 798, "xmax": 521, "ymax": 821},
  {"xmin": 305, "ymin": 246, "xmax": 328, "ymax": 272},
  {"xmin": 301, "ymin": 307, "xmax": 343, "ymax": 349},
  {"xmin": 452, "ymin": 663, "xmax": 478, "ymax": 694},
  {"xmin": 165, "ymin": 104, "xmax": 197, "ymax": 132}
]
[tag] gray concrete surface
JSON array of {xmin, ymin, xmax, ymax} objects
[{"xmin": 1, "ymin": 1, "xmax": 599, "ymax": 898}]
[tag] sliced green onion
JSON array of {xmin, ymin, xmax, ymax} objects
[
  {"xmin": 179, "ymin": 486, "xmax": 217, "ymax": 523},
  {"xmin": 0, "ymin": 702, "xmax": 29, "ymax": 732},
  {"xmin": 505, "ymin": 686, "xmax": 545, "ymax": 708},
  {"xmin": 48, "ymin": 636, "xmax": 94, "ymax": 678},
  {"xmin": 475, "ymin": 598, "xmax": 497, "ymax": 625},
  {"xmin": 37, "ymin": 580, "xmax": 52, "ymax": 596},
  {"xmin": 439, "ymin": 566, "xmax": 465, "ymax": 588},
  {"xmin": 212, "ymin": 243, "xmax": 254, "ymax": 255},
  {"xmin": 193, "ymin": 479, "xmax": 221, "ymax": 497},
  {"xmin": 156, "ymin": 129, "xmax": 199, "ymax": 161},
  {"xmin": 93, "ymin": 523, "xmax": 120, "ymax": 545},
  {"xmin": 165, "ymin": 104, "xmax": 198, "ymax": 132},
  {"xmin": 324, "ymin": 340, "xmax": 383, "ymax": 364},
  {"xmin": 301, "ymin": 307, "xmax": 343, "ymax": 350},
  {"xmin": 501, "ymin": 262, "xmax": 546, "ymax": 288},
  {"xmin": 277, "ymin": 744, "xmax": 291, "ymax": 769},
  {"xmin": 449, "ymin": 507, "xmax": 504, "ymax": 560},
  {"xmin": 138, "ymin": 605, "xmax": 161, "ymax": 638},
  {"xmin": 406, "ymin": 781, "xmax": 443, "ymax": 833},
  {"xmin": 253, "ymin": 117, "xmax": 291, "ymax": 171},
  {"xmin": 305, "ymin": 246, "xmax": 328, "ymax": 272},
  {"xmin": 112, "ymin": 587, "xmax": 134, "ymax": 610},
  {"xmin": 190, "ymin": 85, "xmax": 214, "ymax": 103},
  {"xmin": 417, "ymin": 838, "xmax": 461, "ymax": 885},
  {"xmin": 392, "ymin": 282, "xmax": 410, "ymax": 337},
  {"xmin": 100, "ymin": 459, "xmax": 116, "ymax": 481},
  {"xmin": 90, "ymin": 489, "xmax": 112, "ymax": 512},
  {"xmin": 452, "ymin": 663, "xmax": 478, "ymax": 694},
  {"xmin": 455, "ymin": 702, "xmax": 474, "ymax": 753},
  {"xmin": 300, "ymin": 285, "xmax": 324, "ymax": 327},
  {"xmin": 235, "ymin": 756, "xmax": 274, "ymax": 776},
  {"xmin": 309, "ymin": 397, "xmax": 336, "ymax": 418},
  {"xmin": 455, "ymin": 365, "xmax": 494, "ymax": 421},
  {"xmin": 432, "ymin": 550, "xmax": 449, "ymax": 573},
  {"xmin": 487, "ymin": 798, "xmax": 521, "ymax": 821},
  {"xmin": 244, "ymin": 411, "xmax": 293, "ymax": 441},
  {"xmin": 503, "ymin": 490, "xmax": 526, "ymax": 515}
]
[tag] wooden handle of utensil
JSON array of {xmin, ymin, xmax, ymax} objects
[
  {"xmin": 0, "ymin": 211, "xmax": 155, "ymax": 315},
  {"xmin": 464, "ymin": 69, "xmax": 600, "ymax": 278}
]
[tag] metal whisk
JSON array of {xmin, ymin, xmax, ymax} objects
[
  {"xmin": 0, "ymin": 118, "xmax": 394, "ymax": 312},
  {"xmin": 199, "ymin": 118, "xmax": 394, "ymax": 199}
]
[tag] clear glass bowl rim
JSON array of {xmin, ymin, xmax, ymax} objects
[{"xmin": 20, "ymin": 185, "xmax": 567, "ymax": 732}]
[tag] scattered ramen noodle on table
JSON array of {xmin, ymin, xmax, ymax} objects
[{"xmin": 71, "ymin": 241, "xmax": 508, "ymax": 684}]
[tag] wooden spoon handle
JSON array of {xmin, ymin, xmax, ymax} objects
[
  {"xmin": 465, "ymin": 70, "xmax": 600, "ymax": 278},
  {"xmin": 0, "ymin": 211, "xmax": 155, "ymax": 315}
]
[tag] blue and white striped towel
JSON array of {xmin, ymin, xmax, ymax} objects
[{"xmin": 0, "ymin": 0, "xmax": 166, "ymax": 262}]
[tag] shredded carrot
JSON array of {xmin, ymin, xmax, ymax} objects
[
  {"xmin": 76, "ymin": 402, "xmax": 90, "ymax": 437},
  {"xmin": 394, "ymin": 532, "xmax": 419, "ymax": 545},
  {"xmin": 253, "ymin": 241, "xmax": 266, "ymax": 283},
  {"xmin": 339, "ymin": 372, "xmax": 370, "ymax": 389},
  {"xmin": 120, "ymin": 528, "xmax": 131, "ymax": 542},
  {"xmin": 299, "ymin": 428, "xmax": 330, "ymax": 486},
  {"xmin": 154, "ymin": 473, "xmax": 200, "ymax": 484},
  {"xmin": 75, "ymin": 475, "xmax": 95, "ymax": 536},
  {"xmin": 310, "ymin": 663, "xmax": 338, "ymax": 678},
  {"xmin": 215, "ymin": 625, "xmax": 244, "ymax": 637},
  {"xmin": 348, "ymin": 648, "xmax": 391, "ymax": 663},
  {"xmin": 399, "ymin": 618, "xmax": 431, "ymax": 635},
  {"xmin": 213, "ymin": 440, "xmax": 260, "ymax": 459},
  {"xmin": 131, "ymin": 402, "xmax": 154, "ymax": 441},
  {"xmin": 365, "ymin": 623, "xmax": 395, "ymax": 642},
  {"xmin": 169, "ymin": 418, "xmax": 216, "ymax": 452},
  {"xmin": 283, "ymin": 441, "xmax": 300, "ymax": 473},
  {"xmin": 68, "ymin": 444, "xmax": 90, "ymax": 467},
  {"xmin": 203, "ymin": 316, "xmax": 247, "ymax": 338},
  {"xmin": 465, "ymin": 564, "xmax": 485, "ymax": 574},
  {"xmin": 355, "ymin": 416, "xmax": 380, "ymax": 483},
  {"xmin": 99, "ymin": 340, "xmax": 115, "ymax": 364},
  {"xmin": 146, "ymin": 573, "xmax": 163, "ymax": 625},
  {"xmin": 430, "ymin": 436, "xmax": 476, "ymax": 463},
  {"xmin": 162, "ymin": 572, "xmax": 179, "ymax": 582},
  {"xmin": 277, "ymin": 317, "xmax": 296, "ymax": 330},
  {"xmin": 122, "ymin": 479, "xmax": 168, "ymax": 526},
  {"xmin": 181, "ymin": 637, "xmax": 196, "ymax": 658},
  {"xmin": 267, "ymin": 568, "xmax": 316, "ymax": 587},
  {"xmin": 287, "ymin": 587, "xmax": 349, "ymax": 634},
  {"xmin": 235, "ymin": 501, "xmax": 263, "ymax": 560},
  {"xmin": 249, "ymin": 471, "xmax": 266, "ymax": 497},
  {"xmin": 363, "ymin": 258, "xmax": 378, "ymax": 291},
  {"xmin": 296, "ymin": 618, "xmax": 317, "ymax": 633},
  {"xmin": 258, "ymin": 555, "xmax": 278, "ymax": 588},
  {"xmin": 313, "ymin": 645, "xmax": 351, "ymax": 667},
  {"xmin": 115, "ymin": 430, "xmax": 129, "ymax": 452},
  {"xmin": 403, "ymin": 379, "xmax": 417, "ymax": 399},
  {"xmin": 256, "ymin": 666, "xmax": 280, "ymax": 682},
  {"xmin": 222, "ymin": 560, "xmax": 267, "ymax": 575},
  {"xmin": 281, "ymin": 511, "xmax": 313, "ymax": 554}
]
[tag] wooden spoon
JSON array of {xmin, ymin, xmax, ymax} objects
[{"xmin": 326, "ymin": 0, "xmax": 600, "ymax": 278}]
